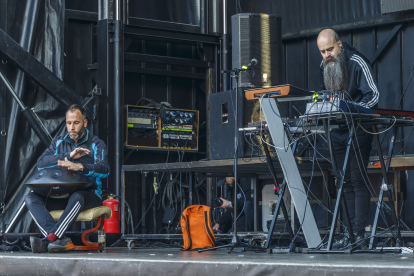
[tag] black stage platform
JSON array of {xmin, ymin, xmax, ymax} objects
[{"xmin": 0, "ymin": 248, "xmax": 413, "ymax": 276}]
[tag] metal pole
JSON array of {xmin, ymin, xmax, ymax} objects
[
  {"xmin": 221, "ymin": 0, "xmax": 228, "ymax": 91},
  {"xmin": 372, "ymin": 125, "xmax": 402, "ymax": 245},
  {"xmin": 233, "ymin": 73, "xmax": 238, "ymax": 234},
  {"xmin": 113, "ymin": 17, "xmax": 124, "ymax": 202},
  {"xmin": 98, "ymin": 0, "xmax": 109, "ymax": 20},
  {"xmin": 326, "ymin": 131, "xmax": 355, "ymax": 250},
  {"xmin": 3, "ymin": 0, "xmax": 40, "ymax": 222},
  {"xmin": 0, "ymin": 71, "xmax": 51, "ymax": 147}
]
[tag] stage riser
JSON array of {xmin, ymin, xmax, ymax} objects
[{"xmin": 0, "ymin": 250, "xmax": 413, "ymax": 276}]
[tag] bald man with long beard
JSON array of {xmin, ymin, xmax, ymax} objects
[{"xmin": 317, "ymin": 29, "xmax": 379, "ymax": 249}]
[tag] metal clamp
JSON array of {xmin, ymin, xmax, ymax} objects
[
  {"xmin": 0, "ymin": 202, "xmax": 5, "ymax": 214},
  {"xmin": 83, "ymin": 86, "xmax": 103, "ymax": 108},
  {"xmin": 31, "ymin": 108, "xmax": 53, "ymax": 140},
  {"xmin": 90, "ymin": 86, "xmax": 102, "ymax": 96}
]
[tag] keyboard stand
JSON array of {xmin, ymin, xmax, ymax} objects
[{"xmin": 260, "ymin": 97, "xmax": 322, "ymax": 249}]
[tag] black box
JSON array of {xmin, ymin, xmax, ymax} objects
[{"xmin": 209, "ymin": 88, "xmax": 256, "ymax": 160}]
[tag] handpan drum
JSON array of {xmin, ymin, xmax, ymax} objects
[{"xmin": 25, "ymin": 167, "xmax": 93, "ymax": 198}]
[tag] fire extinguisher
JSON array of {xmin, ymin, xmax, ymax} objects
[{"xmin": 103, "ymin": 194, "xmax": 120, "ymax": 233}]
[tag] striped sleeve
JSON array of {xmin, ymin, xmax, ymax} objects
[{"xmin": 349, "ymin": 54, "xmax": 379, "ymax": 108}]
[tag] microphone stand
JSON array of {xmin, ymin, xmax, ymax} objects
[
  {"xmin": 228, "ymin": 67, "xmax": 242, "ymax": 253},
  {"xmin": 199, "ymin": 66, "xmax": 254, "ymax": 254}
]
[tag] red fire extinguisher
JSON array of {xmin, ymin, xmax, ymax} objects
[{"xmin": 103, "ymin": 194, "xmax": 120, "ymax": 233}]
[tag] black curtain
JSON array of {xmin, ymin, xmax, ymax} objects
[{"xmin": 0, "ymin": 0, "xmax": 65, "ymax": 233}]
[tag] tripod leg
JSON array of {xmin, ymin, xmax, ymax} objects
[
  {"xmin": 327, "ymin": 131, "xmax": 354, "ymax": 250},
  {"xmin": 227, "ymin": 233, "xmax": 242, "ymax": 253},
  {"xmin": 280, "ymin": 197, "xmax": 294, "ymax": 240},
  {"xmin": 340, "ymin": 192, "xmax": 355, "ymax": 245},
  {"xmin": 262, "ymin": 137, "xmax": 294, "ymax": 248},
  {"xmin": 198, "ymin": 244, "xmax": 231, "ymax": 253},
  {"xmin": 264, "ymin": 180, "xmax": 288, "ymax": 249},
  {"xmin": 369, "ymin": 189, "xmax": 384, "ymax": 249},
  {"xmin": 372, "ymin": 125, "xmax": 401, "ymax": 245}
]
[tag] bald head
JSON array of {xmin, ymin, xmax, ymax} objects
[
  {"xmin": 318, "ymin": 29, "xmax": 339, "ymax": 44},
  {"xmin": 317, "ymin": 29, "xmax": 343, "ymax": 60}
]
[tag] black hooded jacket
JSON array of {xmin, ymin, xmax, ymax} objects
[{"xmin": 320, "ymin": 42, "xmax": 379, "ymax": 108}]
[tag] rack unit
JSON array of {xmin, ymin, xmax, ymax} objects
[{"xmin": 126, "ymin": 105, "xmax": 199, "ymax": 151}]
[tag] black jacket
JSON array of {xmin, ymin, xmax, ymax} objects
[
  {"xmin": 217, "ymin": 178, "xmax": 252, "ymax": 228},
  {"xmin": 37, "ymin": 129, "xmax": 110, "ymax": 198},
  {"xmin": 320, "ymin": 42, "xmax": 379, "ymax": 108}
]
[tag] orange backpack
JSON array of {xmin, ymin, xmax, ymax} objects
[{"xmin": 180, "ymin": 205, "xmax": 216, "ymax": 250}]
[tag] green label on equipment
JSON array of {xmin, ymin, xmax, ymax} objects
[
  {"xmin": 162, "ymin": 128, "xmax": 191, "ymax": 132},
  {"xmin": 128, "ymin": 124, "xmax": 134, "ymax": 127}
]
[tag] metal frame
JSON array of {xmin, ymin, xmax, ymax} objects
[
  {"xmin": 369, "ymin": 126, "xmax": 402, "ymax": 247},
  {"xmin": 0, "ymin": 28, "xmax": 92, "ymax": 118},
  {"xmin": 120, "ymin": 166, "xmax": 264, "ymax": 237},
  {"xmin": 262, "ymin": 138, "xmax": 294, "ymax": 248},
  {"xmin": 323, "ymin": 122, "xmax": 355, "ymax": 250},
  {"xmin": 260, "ymin": 97, "xmax": 321, "ymax": 249},
  {"xmin": 124, "ymin": 25, "xmax": 220, "ymax": 46},
  {"xmin": 302, "ymin": 112, "xmax": 412, "ymax": 253},
  {"xmin": 124, "ymin": 0, "xmax": 207, "ymax": 33}
]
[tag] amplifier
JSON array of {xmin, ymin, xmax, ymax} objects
[{"xmin": 126, "ymin": 105, "xmax": 199, "ymax": 151}]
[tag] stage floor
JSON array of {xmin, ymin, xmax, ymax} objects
[{"xmin": 0, "ymin": 247, "xmax": 413, "ymax": 276}]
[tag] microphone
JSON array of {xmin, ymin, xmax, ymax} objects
[
  {"xmin": 241, "ymin": 58, "xmax": 258, "ymax": 70},
  {"xmin": 248, "ymin": 58, "xmax": 258, "ymax": 67}
]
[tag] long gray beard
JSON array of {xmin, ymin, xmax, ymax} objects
[{"xmin": 323, "ymin": 52, "xmax": 349, "ymax": 93}]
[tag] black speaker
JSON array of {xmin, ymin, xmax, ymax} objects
[
  {"xmin": 209, "ymin": 88, "xmax": 255, "ymax": 160},
  {"xmin": 231, "ymin": 13, "xmax": 283, "ymax": 88}
]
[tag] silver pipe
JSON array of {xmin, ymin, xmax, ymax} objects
[
  {"xmin": 99, "ymin": 0, "xmax": 110, "ymax": 20},
  {"xmin": 115, "ymin": 0, "xmax": 120, "ymax": 20},
  {"xmin": 223, "ymin": 0, "xmax": 227, "ymax": 34}
]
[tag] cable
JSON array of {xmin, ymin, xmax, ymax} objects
[
  {"xmin": 229, "ymin": 79, "xmax": 247, "ymax": 229},
  {"xmin": 392, "ymin": 125, "xmax": 414, "ymax": 156},
  {"xmin": 358, "ymin": 116, "xmax": 397, "ymax": 135},
  {"xmin": 397, "ymin": 64, "xmax": 414, "ymax": 110},
  {"xmin": 244, "ymin": 67, "xmax": 255, "ymax": 78},
  {"xmin": 134, "ymin": 193, "xmax": 156, "ymax": 231}
]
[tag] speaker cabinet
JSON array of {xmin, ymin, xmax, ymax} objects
[
  {"xmin": 232, "ymin": 13, "xmax": 283, "ymax": 88},
  {"xmin": 209, "ymin": 88, "xmax": 255, "ymax": 160}
]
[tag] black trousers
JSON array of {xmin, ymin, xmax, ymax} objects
[
  {"xmin": 331, "ymin": 127, "xmax": 373, "ymax": 235},
  {"xmin": 25, "ymin": 190, "xmax": 102, "ymax": 238}
]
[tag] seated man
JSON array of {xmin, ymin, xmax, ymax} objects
[
  {"xmin": 26, "ymin": 104, "xmax": 110, "ymax": 253},
  {"xmin": 212, "ymin": 177, "xmax": 254, "ymax": 232}
]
